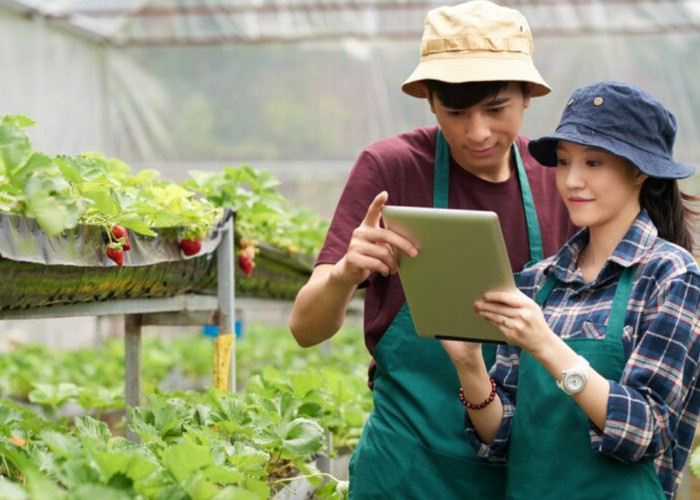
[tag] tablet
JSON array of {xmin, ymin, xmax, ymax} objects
[{"xmin": 382, "ymin": 205, "xmax": 516, "ymax": 344}]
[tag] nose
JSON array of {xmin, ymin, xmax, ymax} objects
[
  {"xmin": 464, "ymin": 113, "xmax": 491, "ymax": 144},
  {"xmin": 563, "ymin": 162, "xmax": 586, "ymax": 189}
]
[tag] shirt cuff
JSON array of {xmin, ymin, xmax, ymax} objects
[{"xmin": 463, "ymin": 391, "xmax": 513, "ymax": 460}]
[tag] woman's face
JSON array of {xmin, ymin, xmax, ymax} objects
[{"xmin": 554, "ymin": 141, "xmax": 647, "ymax": 230}]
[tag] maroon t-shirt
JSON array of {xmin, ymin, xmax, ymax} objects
[{"xmin": 317, "ymin": 126, "xmax": 577, "ymax": 385}]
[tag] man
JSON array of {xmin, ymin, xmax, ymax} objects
[{"xmin": 289, "ymin": 2, "xmax": 576, "ymax": 497}]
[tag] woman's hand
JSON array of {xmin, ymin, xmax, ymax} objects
[
  {"xmin": 473, "ymin": 288, "xmax": 556, "ymax": 358},
  {"xmin": 440, "ymin": 339, "xmax": 484, "ymax": 371}
]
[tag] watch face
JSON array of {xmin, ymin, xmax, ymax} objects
[{"xmin": 565, "ymin": 374, "xmax": 586, "ymax": 393}]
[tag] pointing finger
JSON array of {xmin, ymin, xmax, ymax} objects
[{"xmin": 361, "ymin": 191, "xmax": 388, "ymax": 228}]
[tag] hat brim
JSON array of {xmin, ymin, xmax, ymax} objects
[
  {"xmin": 528, "ymin": 123, "xmax": 696, "ymax": 180},
  {"xmin": 401, "ymin": 55, "xmax": 551, "ymax": 98}
]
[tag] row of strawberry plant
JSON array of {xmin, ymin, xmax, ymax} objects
[
  {"xmin": 0, "ymin": 115, "xmax": 328, "ymax": 272},
  {"xmin": 0, "ymin": 324, "xmax": 371, "ymax": 498}
]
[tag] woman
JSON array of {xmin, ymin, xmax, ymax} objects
[{"xmin": 442, "ymin": 81, "xmax": 700, "ymax": 499}]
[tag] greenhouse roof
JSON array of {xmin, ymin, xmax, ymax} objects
[{"xmin": 2, "ymin": 0, "xmax": 700, "ymax": 47}]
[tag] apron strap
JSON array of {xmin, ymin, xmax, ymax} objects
[
  {"xmin": 513, "ymin": 145, "xmax": 544, "ymax": 266},
  {"xmin": 606, "ymin": 266, "xmax": 636, "ymax": 341},
  {"xmin": 535, "ymin": 272, "xmax": 558, "ymax": 307},
  {"xmin": 434, "ymin": 129, "xmax": 450, "ymax": 209}
]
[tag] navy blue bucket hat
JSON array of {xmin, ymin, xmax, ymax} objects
[{"xmin": 528, "ymin": 81, "xmax": 695, "ymax": 179}]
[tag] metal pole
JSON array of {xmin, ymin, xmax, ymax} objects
[
  {"xmin": 124, "ymin": 313, "xmax": 142, "ymax": 442},
  {"xmin": 217, "ymin": 214, "xmax": 236, "ymax": 392}
]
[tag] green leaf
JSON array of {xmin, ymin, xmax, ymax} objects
[
  {"xmin": 224, "ymin": 443, "xmax": 269, "ymax": 476},
  {"xmin": 53, "ymin": 156, "xmax": 87, "ymax": 184},
  {"xmin": 9, "ymin": 152, "xmax": 54, "ymax": 189},
  {"xmin": 126, "ymin": 407, "xmax": 162, "ymax": 444},
  {"xmin": 76, "ymin": 386, "xmax": 124, "ymax": 412},
  {"xmin": 161, "ymin": 441, "xmax": 212, "ymax": 482},
  {"xmin": 290, "ymin": 372, "xmax": 324, "ymax": 398},
  {"xmin": 88, "ymin": 445, "xmax": 159, "ymax": 484},
  {"xmin": 201, "ymin": 464, "xmax": 244, "ymax": 484},
  {"xmin": 81, "ymin": 189, "xmax": 121, "ymax": 217},
  {"xmin": 72, "ymin": 416, "xmax": 111, "ymax": 442},
  {"xmin": 28, "ymin": 383, "xmax": 80, "ymax": 408},
  {"xmin": 180, "ymin": 471, "xmax": 220, "ymax": 500},
  {"xmin": 151, "ymin": 396, "xmax": 194, "ymax": 438},
  {"xmin": 115, "ymin": 213, "xmax": 156, "ymax": 237},
  {"xmin": 211, "ymin": 394, "xmax": 249, "ymax": 424},
  {"xmin": 40, "ymin": 430, "xmax": 81, "ymax": 459},
  {"xmin": 69, "ymin": 483, "xmax": 133, "ymax": 500},
  {"xmin": 279, "ymin": 418, "xmax": 325, "ymax": 456},
  {"xmin": 0, "ymin": 118, "xmax": 33, "ymax": 174},
  {"xmin": 24, "ymin": 175, "xmax": 83, "ymax": 235}
]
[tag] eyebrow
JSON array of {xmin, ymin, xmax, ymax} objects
[{"xmin": 482, "ymin": 97, "xmax": 510, "ymax": 106}]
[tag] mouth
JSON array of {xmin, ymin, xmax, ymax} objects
[
  {"xmin": 568, "ymin": 197, "xmax": 593, "ymax": 204},
  {"xmin": 467, "ymin": 147, "xmax": 494, "ymax": 159}
]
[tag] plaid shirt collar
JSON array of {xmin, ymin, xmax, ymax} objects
[{"xmin": 547, "ymin": 210, "xmax": 658, "ymax": 285}]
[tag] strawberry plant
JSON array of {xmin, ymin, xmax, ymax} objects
[
  {"xmin": 182, "ymin": 165, "xmax": 329, "ymax": 262},
  {"xmin": 0, "ymin": 115, "xmax": 224, "ymax": 248},
  {"xmin": 0, "ymin": 324, "xmax": 370, "ymax": 498}
]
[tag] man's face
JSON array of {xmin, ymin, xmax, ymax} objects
[{"xmin": 429, "ymin": 82, "xmax": 530, "ymax": 181}]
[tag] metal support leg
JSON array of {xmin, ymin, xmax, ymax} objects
[
  {"xmin": 124, "ymin": 314, "xmax": 142, "ymax": 442},
  {"xmin": 217, "ymin": 215, "xmax": 236, "ymax": 392}
]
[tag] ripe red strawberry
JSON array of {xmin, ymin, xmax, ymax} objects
[
  {"xmin": 180, "ymin": 238, "xmax": 202, "ymax": 256},
  {"xmin": 107, "ymin": 247, "xmax": 124, "ymax": 266},
  {"xmin": 111, "ymin": 225, "xmax": 130, "ymax": 251},
  {"xmin": 238, "ymin": 253, "xmax": 254, "ymax": 276}
]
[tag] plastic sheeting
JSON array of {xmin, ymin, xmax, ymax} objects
[
  {"xmin": 0, "ymin": 1, "xmax": 698, "ymax": 219},
  {"xmin": 0, "ymin": 210, "xmax": 233, "ymax": 310}
]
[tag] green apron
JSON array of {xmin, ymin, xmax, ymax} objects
[
  {"xmin": 506, "ymin": 267, "xmax": 665, "ymax": 499},
  {"xmin": 348, "ymin": 131, "xmax": 543, "ymax": 499}
]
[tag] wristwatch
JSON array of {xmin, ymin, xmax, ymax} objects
[{"xmin": 556, "ymin": 356, "xmax": 590, "ymax": 395}]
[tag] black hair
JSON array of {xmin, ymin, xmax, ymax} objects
[
  {"xmin": 640, "ymin": 178, "xmax": 699, "ymax": 254},
  {"xmin": 424, "ymin": 80, "xmax": 529, "ymax": 109}
]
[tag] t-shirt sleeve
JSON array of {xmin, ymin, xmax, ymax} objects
[{"xmin": 316, "ymin": 149, "xmax": 388, "ymax": 266}]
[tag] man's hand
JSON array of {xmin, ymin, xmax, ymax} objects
[{"xmin": 331, "ymin": 191, "xmax": 418, "ymax": 286}]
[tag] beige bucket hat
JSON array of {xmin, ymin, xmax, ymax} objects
[{"xmin": 402, "ymin": 1, "xmax": 551, "ymax": 98}]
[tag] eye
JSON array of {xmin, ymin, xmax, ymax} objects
[
  {"xmin": 446, "ymin": 109, "xmax": 464, "ymax": 117},
  {"xmin": 585, "ymin": 159, "xmax": 602, "ymax": 167},
  {"xmin": 487, "ymin": 106, "xmax": 506, "ymax": 114},
  {"xmin": 556, "ymin": 157, "xmax": 569, "ymax": 167}
]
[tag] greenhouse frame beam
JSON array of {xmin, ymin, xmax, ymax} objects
[
  {"xmin": 36, "ymin": 0, "xmax": 696, "ymax": 18},
  {"xmin": 43, "ymin": 1, "xmax": 438, "ymax": 18},
  {"xmin": 109, "ymin": 24, "xmax": 700, "ymax": 47}
]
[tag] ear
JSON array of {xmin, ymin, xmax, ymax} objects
[{"xmin": 633, "ymin": 171, "xmax": 648, "ymax": 187}]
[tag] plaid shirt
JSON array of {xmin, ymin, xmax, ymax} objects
[{"xmin": 466, "ymin": 210, "xmax": 700, "ymax": 500}]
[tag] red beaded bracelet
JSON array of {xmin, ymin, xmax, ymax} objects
[{"xmin": 459, "ymin": 377, "xmax": 497, "ymax": 410}]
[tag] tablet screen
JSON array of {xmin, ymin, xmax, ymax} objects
[{"xmin": 382, "ymin": 205, "xmax": 515, "ymax": 344}]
